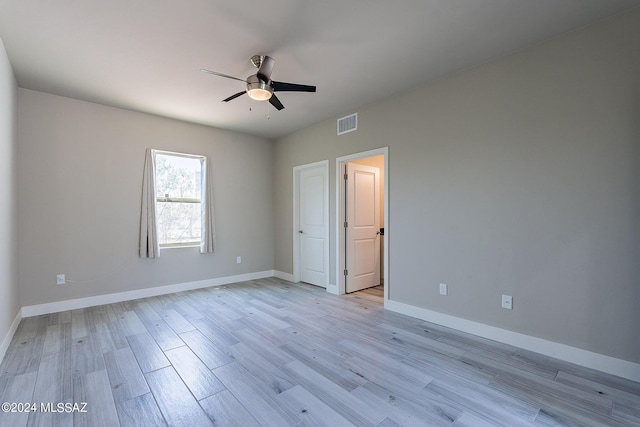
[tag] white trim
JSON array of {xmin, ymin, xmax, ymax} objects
[
  {"xmin": 326, "ymin": 283, "xmax": 338, "ymax": 295},
  {"xmin": 274, "ymin": 270, "xmax": 295, "ymax": 282},
  {"xmin": 21, "ymin": 270, "xmax": 275, "ymax": 318},
  {"xmin": 335, "ymin": 147, "xmax": 389, "ymax": 300},
  {"xmin": 0, "ymin": 310, "xmax": 22, "ymax": 363},
  {"xmin": 153, "ymin": 149, "xmax": 205, "ymax": 160},
  {"xmin": 386, "ymin": 299, "xmax": 640, "ymax": 383},
  {"xmin": 293, "ymin": 160, "xmax": 330, "ymax": 287}
]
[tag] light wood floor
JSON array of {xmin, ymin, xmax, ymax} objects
[{"xmin": 1, "ymin": 279, "xmax": 639, "ymax": 426}]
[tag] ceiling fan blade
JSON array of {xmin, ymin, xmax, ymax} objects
[
  {"xmin": 222, "ymin": 91, "xmax": 246, "ymax": 102},
  {"xmin": 200, "ymin": 69, "xmax": 246, "ymax": 83},
  {"xmin": 269, "ymin": 94, "xmax": 285, "ymax": 111},
  {"xmin": 272, "ymin": 81, "xmax": 316, "ymax": 93},
  {"xmin": 257, "ymin": 55, "xmax": 275, "ymax": 82}
]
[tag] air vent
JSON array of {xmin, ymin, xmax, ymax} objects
[{"xmin": 337, "ymin": 113, "xmax": 358, "ymax": 135}]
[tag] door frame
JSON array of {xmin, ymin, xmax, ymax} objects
[
  {"xmin": 335, "ymin": 147, "xmax": 389, "ymax": 305},
  {"xmin": 293, "ymin": 160, "xmax": 330, "ymax": 286}
]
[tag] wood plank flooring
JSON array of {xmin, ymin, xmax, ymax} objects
[{"xmin": 1, "ymin": 279, "xmax": 639, "ymax": 426}]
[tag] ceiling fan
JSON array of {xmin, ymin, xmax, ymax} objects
[{"xmin": 200, "ymin": 55, "xmax": 316, "ymax": 111}]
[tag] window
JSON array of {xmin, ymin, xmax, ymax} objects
[
  {"xmin": 139, "ymin": 148, "xmax": 215, "ymax": 258},
  {"xmin": 154, "ymin": 152, "xmax": 204, "ymax": 247}
]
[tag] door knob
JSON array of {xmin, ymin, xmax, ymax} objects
[{"xmin": 299, "ymin": 230, "xmax": 304, "ymax": 234}]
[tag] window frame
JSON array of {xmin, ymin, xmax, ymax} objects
[{"xmin": 154, "ymin": 150, "xmax": 206, "ymax": 249}]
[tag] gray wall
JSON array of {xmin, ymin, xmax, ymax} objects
[
  {"xmin": 18, "ymin": 89, "xmax": 274, "ymax": 306},
  {"xmin": 0, "ymin": 39, "xmax": 19, "ymax": 344},
  {"xmin": 274, "ymin": 9, "xmax": 640, "ymax": 363}
]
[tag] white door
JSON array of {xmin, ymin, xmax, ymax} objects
[
  {"xmin": 298, "ymin": 165, "xmax": 328, "ymax": 287},
  {"xmin": 345, "ymin": 162, "xmax": 380, "ymax": 293}
]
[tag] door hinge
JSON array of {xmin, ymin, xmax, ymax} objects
[
  {"xmin": 344, "ymin": 173, "xmax": 348, "ymax": 180},
  {"xmin": 344, "ymin": 221, "xmax": 348, "ymax": 228},
  {"xmin": 344, "ymin": 269, "xmax": 348, "ymax": 276}
]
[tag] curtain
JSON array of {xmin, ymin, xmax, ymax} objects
[
  {"xmin": 139, "ymin": 148, "xmax": 159, "ymax": 258},
  {"xmin": 200, "ymin": 156, "xmax": 216, "ymax": 253}
]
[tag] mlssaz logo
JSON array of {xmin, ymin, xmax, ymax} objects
[{"xmin": 40, "ymin": 402, "xmax": 88, "ymax": 413}]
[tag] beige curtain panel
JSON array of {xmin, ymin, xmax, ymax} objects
[
  {"xmin": 200, "ymin": 156, "xmax": 216, "ymax": 254},
  {"xmin": 139, "ymin": 148, "xmax": 159, "ymax": 258}
]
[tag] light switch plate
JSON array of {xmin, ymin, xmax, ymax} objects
[
  {"xmin": 439, "ymin": 283, "xmax": 448, "ymax": 296},
  {"xmin": 502, "ymin": 294, "xmax": 513, "ymax": 309}
]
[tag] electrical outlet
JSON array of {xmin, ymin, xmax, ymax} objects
[
  {"xmin": 56, "ymin": 274, "xmax": 66, "ymax": 285},
  {"xmin": 439, "ymin": 283, "xmax": 448, "ymax": 296},
  {"xmin": 502, "ymin": 294, "xmax": 513, "ymax": 310},
  {"xmin": 236, "ymin": 256, "xmax": 242, "ymax": 264}
]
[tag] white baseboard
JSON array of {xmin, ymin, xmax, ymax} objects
[
  {"xmin": 386, "ymin": 299, "xmax": 640, "ymax": 383},
  {"xmin": 21, "ymin": 270, "xmax": 276, "ymax": 318},
  {"xmin": 0, "ymin": 310, "xmax": 22, "ymax": 363},
  {"xmin": 274, "ymin": 270, "xmax": 295, "ymax": 282}
]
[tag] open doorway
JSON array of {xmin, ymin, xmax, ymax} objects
[{"xmin": 336, "ymin": 148, "xmax": 388, "ymax": 305}]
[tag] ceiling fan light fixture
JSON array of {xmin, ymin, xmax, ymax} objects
[
  {"xmin": 247, "ymin": 87, "xmax": 272, "ymax": 101},
  {"xmin": 246, "ymin": 75, "xmax": 273, "ymax": 101}
]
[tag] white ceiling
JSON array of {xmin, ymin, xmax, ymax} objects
[{"xmin": 1, "ymin": 1, "xmax": 638, "ymax": 139}]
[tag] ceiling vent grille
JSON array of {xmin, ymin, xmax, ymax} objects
[{"xmin": 337, "ymin": 113, "xmax": 358, "ymax": 135}]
